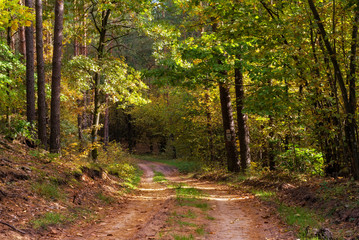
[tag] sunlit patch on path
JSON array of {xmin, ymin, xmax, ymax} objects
[{"xmin": 53, "ymin": 160, "xmax": 294, "ymax": 240}]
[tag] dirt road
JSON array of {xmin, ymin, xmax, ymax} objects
[{"xmin": 55, "ymin": 161, "xmax": 294, "ymax": 239}]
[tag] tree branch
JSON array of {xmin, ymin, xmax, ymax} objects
[{"xmin": 0, "ymin": 221, "xmax": 26, "ymax": 234}]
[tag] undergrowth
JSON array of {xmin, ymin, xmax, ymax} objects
[{"xmin": 278, "ymin": 204, "xmax": 322, "ymax": 239}]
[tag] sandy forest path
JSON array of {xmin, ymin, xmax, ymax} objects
[{"xmin": 55, "ymin": 160, "xmax": 294, "ymax": 240}]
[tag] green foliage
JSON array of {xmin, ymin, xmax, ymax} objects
[
  {"xmin": 0, "ymin": 42, "xmax": 26, "ymax": 118},
  {"xmin": 130, "ymin": 86, "xmax": 225, "ymax": 166},
  {"xmin": 275, "ymin": 147, "xmax": 324, "ymax": 175},
  {"xmin": 0, "ymin": 0, "xmax": 33, "ymax": 31},
  {"xmin": 105, "ymin": 161, "xmax": 142, "ymax": 191},
  {"xmin": 32, "ymin": 212, "xmax": 66, "ymax": 229},
  {"xmin": 3, "ymin": 118, "xmax": 34, "ymax": 141},
  {"xmin": 67, "ymin": 55, "xmax": 148, "ymax": 108}
]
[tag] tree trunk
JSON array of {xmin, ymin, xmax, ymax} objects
[
  {"xmin": 49, "ymin": 0, "xmax": 64, "ymax": 153},
  {"xmin": 234, "ymin": 60, "xmax": 251, "ymax": 172},
  {"xmin": 211, "ymin": 22, "xmax": 239, "ymax": 171},
  {"xmin": 77, "ymin": 99, "xmax": 83, "ymax": 149},
  {"xmin": 205, "ymin": 89, "xmax": 214, "ymax": 163},
  {"xmin": 19, "ymin": 26, "xmax": 26, "ymax": 59},
  {"xmin": 36, "ymin": 0, "xmax": 47, "ymax": 149},
  {"xmin": 25, "ymin": 0, "xmax": 36, "ymax": 124},
  {"xmin": 91, "ymin": 77, "xmax": 100, "ymax": 159},
  {"xmin": 219, "ymin": 82, "xmax": 239, "ymax": 172},
  {"xmin": 6, "ymin": 27, "xmax": 12, "ymax": 128},
  {"xmin": 90, "ymin": 9, "xmax": 111, "ymax": 161},
  {"xmin": 308, "ymin": 0, "xmax": 359, "ymax": 179},
  {"xmin": 126, "ymin": 114, "xmax": 135, "ymax": 153},
  {"xmin": 103, "ymin": 94, "xmax": 109, "ymax": 147}
]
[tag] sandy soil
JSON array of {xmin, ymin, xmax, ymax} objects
[{"xmin": 51, "ymin": 160, "xmax": 294, "ymax": 240}]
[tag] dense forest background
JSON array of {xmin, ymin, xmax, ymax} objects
[{"xmin": 1, "ymin": 0, "xmax": 359, "ymax": 179}]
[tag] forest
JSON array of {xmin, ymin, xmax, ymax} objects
[{"xmin": 1, "ymin": 0, "xmax": 359, "ymax": 239}]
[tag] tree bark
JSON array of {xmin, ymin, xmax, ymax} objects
[
  {"xmin": 36, "ymin": 0, "xmax": 47, "ymax": 149},
  {"xmin": 6, "ymin": 27, "xmax": 12, "ymax": 128},
  {"xmin": 103, "ymin": 94, "xmax": 109, "ymax": 147},
  {"xmin": 77, "ymin": 100, "xmax": 83, "ymax": 147},
  {"xmin": 49, "ymin": 0, "xmax": 64, "ymax": 153},
  {"xmin": 19, "ymin": 26, "xmax": 26, "ymax": 59},
  {"xmin": 234, "ymin": 59, "xmax": 251, "ymax": 171},
  {"xmin": 25, "ymin": 0, "xmax": 36, "ymax": 124},
  {"xmin": 219, "ymin": 82, "xmax": 239, "ymax": 172}
]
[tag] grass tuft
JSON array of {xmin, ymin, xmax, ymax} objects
[
  {"xmin": 96, "ymin": 191, "xmax": 115, "ymax": 204},
  {"xmin": 153, "ymin": 171, "xmax": 168, "ymax": 183},
  {"xmin": 32, "ymin": 182, "xmax": 63, "ymax": 200},
  {"xmin": 173, "ymin": 234, "xmax": 194, "ymax": 240},
  {"xmin": 32, "ymin": 212, "xmax": 66, "ymax": 229},
  {"xmin": 278, "ymin": 204, "xmax": 322, "ymax": 238},
  {"xmin": 251, "ymin": 189, "xmax": 276, "ymax": 202}
]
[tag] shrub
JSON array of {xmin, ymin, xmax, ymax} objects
[{"xmin": 275, "ymin": 147, "xmax": 324, "ymax": 175}]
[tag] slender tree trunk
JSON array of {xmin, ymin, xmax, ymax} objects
[
  {"xmin": 36, "ymin": 0, "xmax": 47, "ymax": 149},
  {"xmin": 267, "ymin": 116, "xmax": 275, "ymax": 170},
  {"xmin": 219, "ymin": 82, "xmax": 239, "ymax": 172},
  {"xmin": 127, "ymin": 114, "xmax": 135, "ymax": 153},
  {"xmin": 6, "ymin": 27, "xmax": 12, "ymax": 128},
  {"xmin": 19, "ymin": 26, "xmax": 26, "ymax": 59},
  {"xmin": 91, "ymin": 72, "xmax": 100, "ymax": 159},
  {"xmin": 205, "ymin": 89, "xmax": 214, "ymax": 162},
  {"xmin": 77, "ymin": 99, "xmax": 83, "ymax": 147},
  {"xmin": 90, "ymin": 9, "xmax": 111, "ymax": 161},
  {"xmin": 49, "ymin": 0, "xmax": 64, "ymax": 153},
  {"xmin": 308, "ymin": 0, "xmax": 359, "ymax": 179},
  {"xmin": 347, "ymin": 10, "xmax": 359, "ymax": 178},
  {"xmin": 234, "ymin": 59, "xmax": 251, "ymax": 171},
  {"xmin": 25, "ymin": 0, "xmax": 36, "ymax": 124},
  {"xmin": 103, "ymin": 94, "xmax": 109, "ymax": 147}
]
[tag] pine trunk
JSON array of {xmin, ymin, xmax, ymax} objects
[
  {"xmin": 49, "ymin": 0, "xmax": 64, "ymax": 153},
  {"xmin": 25, "ymin": 0, "xmax": 36, "ymax": 124},
  {"xmin": 36, "ymin": 0, "xmax": 47, "ymax": 148}
]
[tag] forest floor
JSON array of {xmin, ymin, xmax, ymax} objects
[{"xmin": 1, "ymin": 138, "xmax": 359, "ymax": 239}]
